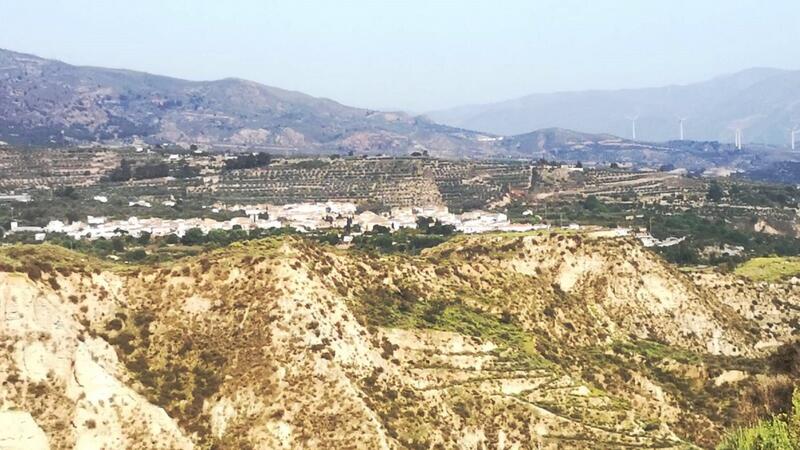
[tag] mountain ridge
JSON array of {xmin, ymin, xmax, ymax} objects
[
  {"xmin": 0, "ymin": 48, "xmax": 496, "ymax": 157},
  {"xmin": 2, "ymin": 48, "xmax": 798, "ymax": 174},
  {"xmin": 428, "ymin": 67, "xmax": 800, "ymax": 145}
]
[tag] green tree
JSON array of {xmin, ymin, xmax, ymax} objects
[
  {"xmin": 174, "ymin": 163, "xmax": 199, "ymax": 179},
  {"xmin": 65, "ymin": 211, "xmax": 81, "ymax": 224},
  {"xmin": 136, "ymin": 231, "xmax": 152, "ymax": 246},
  {"xmin": 582, "ymin": 195, "xmax": 605, "ymax": 211},
  {"xmin": 206, "ymin": 229, "xmax": 230, "ymax": 246},
  {"xmin": 369, "ymin": 234, "xmax": 393, "ymax": 251},
  {"xmin": 180, "ymin": 228, "xmax": 206, "ymax": 245},
  {"xmin": 427, "ymin": 220, "xmax": 456, "ymax": 236},
  {"xmin": 416, "ymin": 216, "xmax": 434, "ymax": 232},
  {"xmin": 109, "ymin": 159, "xmax": 133, "ymax": 182},
  {"xmin": 371, "ymin": 224, "xmax": 391, "ymax": 234},
  {"xmin": 54, "ymin": 186, "xmax": 79, "ymax": 199},
  {"xmin": 92, "ymin": 238, "xmax": 112, "ymax": 254},
  {"xmin": 707, "ymin": 181, "xmax": 724, "ymax": 202},
  {"xmin": 111, "ymin": 237, "xmax": 126, "ymax": 253},
  {"xmin": 125, "ymin": 249, "xmax": 147, "ymax": 262}
]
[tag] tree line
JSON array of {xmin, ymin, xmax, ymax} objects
[{"xmin": 107, "ymin": 159, "xmax": 200, "ymax": 182}]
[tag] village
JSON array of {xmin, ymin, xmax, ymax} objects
[
  {"xmin": 3, "ymin": 200, "xmax": 685, "ymax": 249},
  {"xmin": 3, "ymin": 148, "xmax": 788, "ymax": 259}
]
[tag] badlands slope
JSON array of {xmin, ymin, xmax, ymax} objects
[{"xmin": 1, "ymin": 232, "xmax": 799, "ymax": 449}]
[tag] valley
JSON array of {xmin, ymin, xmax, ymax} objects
[
  {"xmin": 3, "ymin": 147, "xmax": 800, "ymax": 268},
  {"xmin": 2, "ymin": 146, "xmax": 800, "ymax": 449},
  {"xmin": 1, "ymin": 14, "xmax": 800, "ymax": 448}
]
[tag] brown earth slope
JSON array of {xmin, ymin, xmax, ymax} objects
[{"xmin": 1, "ymin": 233, "xmax": 799, "ymax": 449}]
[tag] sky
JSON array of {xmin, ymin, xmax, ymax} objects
[{"xmin": 1, "ymin": 0, "xmax": 799, "ymax": 112}]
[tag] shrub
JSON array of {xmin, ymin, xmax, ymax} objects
[
  {"xmin": 125, "ymin": 249, "xmax": 147, "ymax": 262},
  {"xmin": 717, "ymin": 390, "xmax": 800, "ymax": 449},
  {"xmin": 224, "ymin": 152, "xmax": 271, "ymax": 171},
  {"xmin": 180, "ymin": 228, "xmax": 205, "ymax": 246}
]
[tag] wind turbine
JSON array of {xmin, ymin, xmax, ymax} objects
[
  {"xmin": 625, "ymin": 115, "xmax": 639, "ymax": 140},
  {"xmin": 734, "ymin": 128, "xmax": 743, "ymax": 150},
  {"xmin": 677, "ymin": 117, "xmax": 687, "ymax": 140},
  {"xmin": 791, "ymin": 126, "xmax": 799, "ymax": 151}
]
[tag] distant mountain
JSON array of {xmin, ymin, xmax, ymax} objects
[
  {"xmin": 2, "ymin": 48, "xmax": 799, "ymax": 174},
  {"xmin": 0, "ymin": 49, "xmax": 495, "ymax": 157},
  {"xmin": 428, "ymin": 68, "xmax": 800, "ymax": 146},
  {"xmin": 496, "ymin": 127, "xmax": 796, "ymax": 172}
]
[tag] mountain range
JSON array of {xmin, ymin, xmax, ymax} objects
[
  {"xmin": 0, "ymin": 48, "xmax": 494, "ymax": 158},
  {"xmin": 428, "ymin": 68, "xmax": 800, "ymax": 146},
  {"xmin": 1, "ymin": 48, "xmax": 799, "ymax": 174}
]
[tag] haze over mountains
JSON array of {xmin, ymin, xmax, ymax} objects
[
  {"xmin": 428, "ymin": 68, "xmax": 800, "ymax": 146},
  {"xmin": 1, "ymin": 48, "xmax": 799, "ymax": 174},
  {"xmin": 0, "ymin": 48, "xmax": 493, "ymax": 158}
]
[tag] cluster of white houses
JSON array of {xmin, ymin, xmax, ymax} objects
[
  {"xmin": 5, "ymin": 202, "xmax": 553, "ymax": 242},
  {"xmin": 5, "ymin": 201, "xmax": 683, "ymax": 247}
]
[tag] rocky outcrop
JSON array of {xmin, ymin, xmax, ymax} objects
[
  {"xmin": 0, "ymin": 271, "xmax": 193, "ymax": 449},
  {"xmin": 0, "ymin": 410, "xmax": 49, "ymax": 450}
]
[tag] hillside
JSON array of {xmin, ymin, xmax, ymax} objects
[
  {"xmin": 428, "ymin": 68, "xmax": 800, "ymax": 146},
  {"xmin": 1, "ymin": 233, "xmax": 799, "ymax": 448},
  {"xmin": 0, "ymin": 49, "xmax": 494, "ymax": 158}
]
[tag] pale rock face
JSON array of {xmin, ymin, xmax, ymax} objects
[
  {"xmin": 68, "ymin": 339, "xmax": 194, "ymax": 450},
  {"xmin": 1, "ymin": 273, "xmax": 77, "ymax": 337},
  {"xmin": 555, "ymin": 254, "xmax": 604, "ymax": 292},
  {"xmin": 229, "ymin": 128, "xmax": 272, "ymax": 145},
  {"xmin": 754, "ymin": 219, "xmax": 781, "ymax": 235},
  {"xmin": 0, "ymin": 410, "xmax": 49, "ymax": 450},
  {"xmin": 209, "ymin": 397, "xmax": 237, "ymax": 439},
  {"xmin": 714, "ymin": 370, "xmax": 749, "ymax": 386},
  {"xmin": 571, "ymin": 385, "xmax": 591, "ymax": 397},
  {"xmin": 13, "ymin": 340, "xmax": 57, "ymax": 383},
  {"xmin": 1, "ymin": 272, "xmax": 194, "ymax": 450},
  {"xmin": 182, "ymin": 294, "xmax": 213, "ymax": 315},
  {"xmin": 458, "ymin": 427, "xmax": 488, "ymax": 450}
]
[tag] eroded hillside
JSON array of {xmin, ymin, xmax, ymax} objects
[{"xmin": 1, "ymin": 233, "xmax": 799, "ymax": 449}]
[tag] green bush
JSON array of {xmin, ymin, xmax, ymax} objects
[
  {"xmin": 180, "ymin": 228, "xmax": 205, "ymax": 246},
  {"xmin": 717, "ymin": 390, "xmax": 800, "ymax": 449},
  {"xmin": 124, "ymin": 249, "xmax": 148, "ymax": 262},
  {"xmin": 707, "ymin": 181, "xmax": 724, "ymax": 202}
]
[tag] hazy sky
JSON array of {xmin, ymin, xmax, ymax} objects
[{"xmin": 1, "ymin": 0, "xmax": 799, "ymax": 112}]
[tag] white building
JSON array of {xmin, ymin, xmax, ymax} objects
[
  {"xmin": 613, "ymin": 227, "xmax": 631, "ymax": 237},
  {"xmin": 638, "ymin": 234, "xmax": 686, "ymax": 248},
  {"xmin": 45, "ymin": 220, "xmax": 66, "ymax": 233},
  {"xmin": 0, "ymin": 194, "xmax": 32, "ymax": 203}
]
